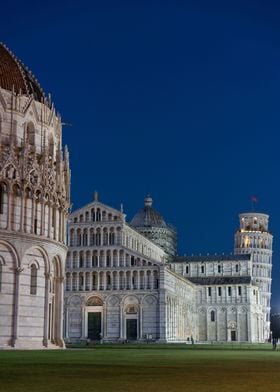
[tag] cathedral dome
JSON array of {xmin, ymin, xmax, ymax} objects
[
  {"xmin": 0, "ymin": 42, "xmax": 45, "ymax": 102},
  {"xmin": 130, "ymin": 196, "xmax": 167, "ymax": 228}
]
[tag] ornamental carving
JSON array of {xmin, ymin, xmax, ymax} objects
[{"xmin": 0, "ymin": 140, "xmax": 70, "ymax": 209}]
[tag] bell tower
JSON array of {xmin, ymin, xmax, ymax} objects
[{"xmin": 234, "ymin": 212, "xmax": 273, "ymax": 340}]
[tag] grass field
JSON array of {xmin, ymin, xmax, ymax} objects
[{"xmin": 1, "ymin": 344, "xmax": 280, "ymax": 392}]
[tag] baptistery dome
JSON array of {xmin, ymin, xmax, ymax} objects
[
  {"xmin": 0, "ymin": 43, "xmax": 70, "ymax": 349},
  {"xmin": 0, "ymin": 42, "xmax": 45, "ymax": 102},
  {"xmin": 131, "ymin": 196, "xmax": 177, "ymax": 260}
]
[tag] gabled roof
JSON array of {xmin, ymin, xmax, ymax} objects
[{"xmin": 70, "ymin": 200, "xmax": 123, "ymax": 219}]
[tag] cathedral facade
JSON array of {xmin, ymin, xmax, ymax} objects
[
  {"xmin": 65, "ymin": 195, "xmax": 271, "ymax": 343},
  {"xmin": 0, "ymin": 44, "xmax": 70, "ymax": 349}
]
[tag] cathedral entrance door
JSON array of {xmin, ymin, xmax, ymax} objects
[
  {"xmin": 126, "ymin": 319, "xmax": 137, "ymax": 340},
  {"xmin": 231, "ymin": 330, "xmax": 237, "ymax": 341},
  {"xmin": 88, "ymin": 312, "xmax": 101, "ymax": 340}
]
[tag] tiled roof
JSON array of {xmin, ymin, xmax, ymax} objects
[
  {"xmin": 0, "ymin": 42, "xmax": 45, "ymax": 101},
  {"xmin": 175, "ymin": 254, "xmax": 250, "ymax": 263}
]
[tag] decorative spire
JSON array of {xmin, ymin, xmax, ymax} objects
[
  {"xmin": 144, "ymin": 194, "xmax": 153, "ymax": 207},
  {"xmin": 94, "ymin": 190, "xmax": 99, "ymax": 202}
]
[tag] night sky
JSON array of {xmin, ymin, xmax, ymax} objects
[{"xmin": 2, "ymin": 1, "xmax": 280, "ymax": 307}]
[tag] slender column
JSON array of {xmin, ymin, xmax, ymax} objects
[
  {"xmin": 83, "ymin": 272, "xmax": 86, "ymax": 291},
  {"xmin": 7, "ymin": 191, "xmax": 12, "ymax": 230},
  {"xmin": 43, "ymin": 273, "xmax": 50, "ymax": 346},
  {"xmin": 48, "ymin": 204, "xmax": 51, "ymax": 238},
  {"xmin": 139, "ymin": 305, "xmax": 143, "ymax": 339},
  {"xmin": 76, "ymin": 274, "xmax": 79, "ymax": 292},
  {"xmin": 20, "ymin": 192, "xmax": 25, "ymax": 232},
  {"xmin": 40, "ymin": 200, "xmax": 45, "ymax": 236},
  {"xmin": 103, "ymin": 305, "xmax": 107, "ymax": 340},
  {"xmin": 31, "ymin": 197, "xmax": 35, "ymax": 233},
  {"xmin": 65, "ymin": 307, "xmax": 69, "ymax": 339},
  {"xmin": 81, "ymin": 307, "xmax": 86, "ymax": 338},
  {"xmin": 11, "ymin": 267, "xmax": 23, "ymax": 347},
  {"xmin": 120, "ymin": 306, "xmax": 123, "ymax": 339},
  {"xmin": 150, "ymin": 271, "xmax": 154, "ymax": 290},
  {"xmin": 70, "ymin": 273, "xmax": 73, "ymax": 291},
  {"xmin": 90, "ymin": 272, "xmax": 93, "ymax": 290},
  {"xmin": 57, "ymin": 277, "xmax": 65, "ymax": 347},
  {"xmin": 117, "ymin": 271, "xmax": 120, "ymax": 290},
  {"xmin": 216, "ymin": 309, "xmax": 220, "ymax": 342},
  {"xmin": 237, "ymin": 310, "xmax": 240, "ymax": 342},
  {"xmin": 137, "ymin": 271, "xmax": 140, "ymax": 290}
]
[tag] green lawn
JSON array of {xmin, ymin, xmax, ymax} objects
[{"xmin": 0, "ymin": 344, "xmax": 280, "ymax": 392}]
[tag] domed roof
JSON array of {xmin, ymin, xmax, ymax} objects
[
  {"xmin": 130, "ymin": 196, "xmax": 167, "ymax": 228},
  {"xmin": 0, "ymin": 42, "xmax": 45, "ymax": 102}
]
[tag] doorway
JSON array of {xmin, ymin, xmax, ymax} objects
[
  {"xmin": 126, "ymin": 319, "xmax": 137, "ymax": 340},
  {"xmin": 231, "ymin": 330, "xmax": 237, "ymax": 341},
  {"xmin": 88, "ymin": 312, "xmax": 101, "ymax": 340}
]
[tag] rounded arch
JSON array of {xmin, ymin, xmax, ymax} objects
[
  {"xmin": 85, "ymin": 295, "xmax": 104, "ymax": 306},
  {"xmin": 52, "ymin": 255, "xmax": 63, "ymax": 278},
  {"xmin": 0, "ymin": 255, "xmax": 5, "ymax": 265},
  {"xmin": 28, "ymin": 259, "xmax": 40, "ymax": 269},
  {"xmin": 121, "ymin": 294, "xmax": 140, "ymax": 306},
  {"xmin": 22, "ymin": 245, "xmax": 50, "ymax": 273},
  {"xmin": 0, "ymin": 239, "xmax": 19, "ymax": 268}
]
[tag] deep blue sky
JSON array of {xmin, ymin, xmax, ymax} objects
[{"xmin": 2, "ymin": 0, "xmax": 280, "ymax": 307}]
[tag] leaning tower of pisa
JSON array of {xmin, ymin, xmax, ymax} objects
[
  {"xmin": 0, "ymin": 43, "xmax": 70, "ymax": 348},
  {"xmin": 234, "ymin": 212, "xmax": 273, "ymax": 341}
]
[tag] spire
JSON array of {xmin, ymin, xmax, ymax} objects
[
  {"xmin": 144, "ymin": 194, "xmax": 153, "ymax": 208},
  {"xmin": 94, "ymin": 190, "xmax": 99, "ymax": 202}
]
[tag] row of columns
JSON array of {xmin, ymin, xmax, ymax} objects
[
  {"xmin": 69, "ymin": 227, "xmax": 121, "ymax": 247},
  {"xmin": 66, "ymin": 270, "xmax": 159, "ymax": 292},
  {"xmin": 74, "ymin": 208, "xmax": 119, "ymax": 223},
  {"xmin": 0, "ymin": 188, "xmax": 66, "ymax": 244},
  {"xmin": 66, "ymin": 249, "xmax": 151, "ymax": 269},
  {"xmin": 166, "ymin": 298, "xmax": 191, "ymax": 341}
]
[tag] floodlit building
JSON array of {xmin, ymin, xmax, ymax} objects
[
  {"xmin": 0, "ymin": 43, "xmax": 70, "ymax": 349},
  {"xmin": 65, "ymin": 194, "xmax": 270, "ymax": 343}
]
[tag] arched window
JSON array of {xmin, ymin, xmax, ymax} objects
[
  {"xmin": 79, "ymin": 252, "xmax": 84, "ymax": 268},
  {"xmin": 48, "ymin": 134, "xmax": 54, "ymax": 157},
  {"xmin": 210, "ymin": 310, "xmax": 215, "ymax": 322},
  {"xmin": 235, "ymin": 264, "xmax": 239, "ymax": 273},
  {"xmin": 30, "ymin": 264, "xmax": 37, "ymax": 295},
  {"xmin": 27, "ymin": 123, "xmax": 35, "ymax": 146},
  {"xmin": 186, "ymin": 265, "xmax": 189, "ymax": 274}
]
